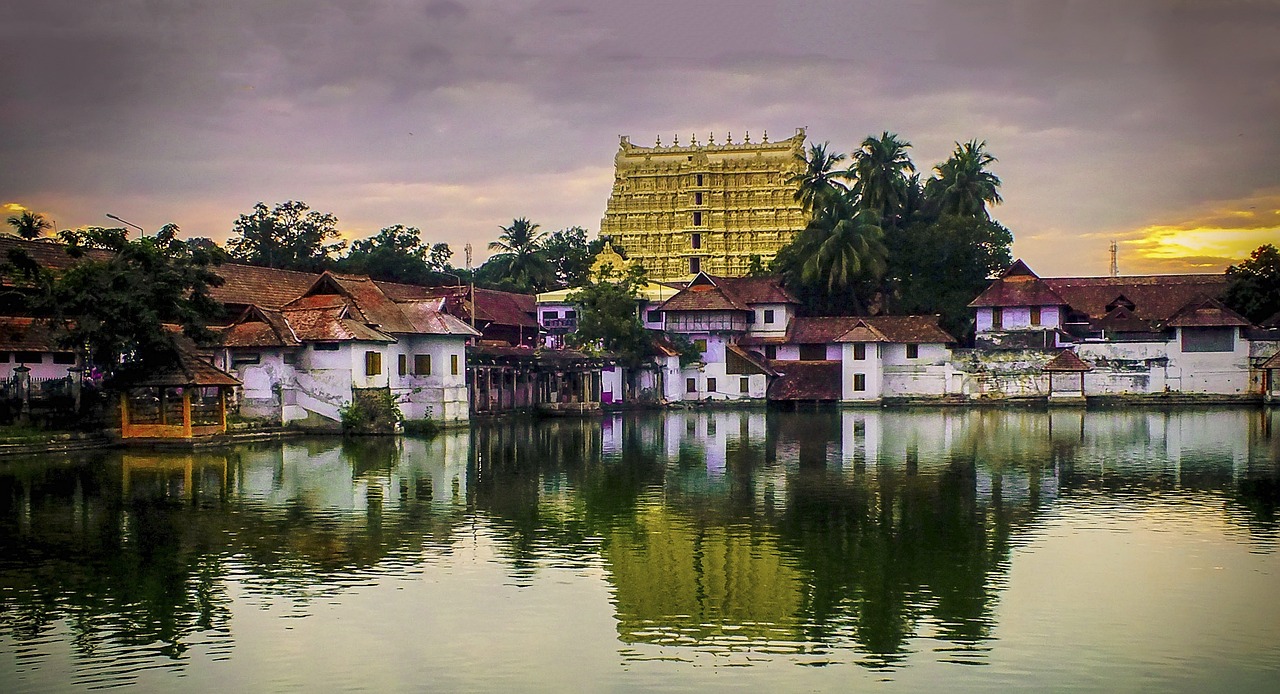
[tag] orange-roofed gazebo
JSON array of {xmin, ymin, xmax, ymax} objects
[
  {"xmin": 109, "ymin": 351, "xmax": 241, "ymax": 440},
  {"xmin": 1044, "ymin": 349, "xmax": 1092, "ymax": 402}
]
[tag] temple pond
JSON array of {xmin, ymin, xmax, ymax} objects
[{"xmin": 2, "ymin": 407, "xmax": 1279, "ymax": 692}]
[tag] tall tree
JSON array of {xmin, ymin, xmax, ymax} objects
[
  {"xmin": 339, "ymin": 224, "xmax": 437, "ymax": 284},
  {"xmin": 1225, "ymin": 243, "xmax": 1280, "ymax": 324},
  {"xmin": 484, "ymin": 217, "xmax": 554, "ymax": 293},
  {"xmin": 567, "ymin": 264, "xmax": 654, "ymax": 370},
  {"xmin": 6, "ymin": 210, "xmax": 52, "ymax": 239},
  {"xmin": 886, "ymin": 215, "xmax": 1014, "ymax": 338},
  {"xmin": 786, "ymin": 142, "xmax": 849, "ymax": 213},
  {"xmin": 924, "ymin": 140, "xmax": 1003, "ymax": 219},
  {"xmin": 5, "ymin": 224, "xmax": 225, "ymax": 371},
  {"xmin": 848, "ymin": 132, "xmax": 916, "ymax": 227},
  {"xmin": 542, "ymin": 226, "xmax": 603, "ymax": 289},
  {"xmin": 772, "ymin": 197, "xmax": 887, "ymax": 315},
  {"xmin": 226, "ymin": 201, "xmax": 346, "ymax": 271}
]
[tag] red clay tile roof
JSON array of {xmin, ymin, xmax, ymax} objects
[
  {"xmin": 660, "ymin": 273, "xmax": 796, "ymax": 313},
  {"xmin": 767, "ymin": 360, "xmax": 842, "ymax": 401},
  {"xmin": 0, "ymin": 316, "xmax": 74, "ymax": 352},
  {"xmin": 279, "ymin": 307, "xmax": 395, "ymax": 343},
  {"xmin": 1260, "ymin": 351, "xmax": 1280, "ymax": 369},
  {"xmin": 726, "ymin": 344, "xmax": 775, "ymax": 376},
  {"xmin": 1163, "ymin": 297, "xmax": 1250, "ymax": 328},
  {"xmin": 1043, "ymin": 275, "xmax": 1228, "ymax": 323},
  {"xmin": 221, "ymin": 307, "xmax": 301, "ymax": 348},
  {"xmin": 397, "ymin": 285, "xmax": 538, "ymax": 328},
  {"xmin": 787, "ymin": 316, "xmax": 863, "ymax": 344},
  {"xmin": 108, "ymin": 349, "xmax": 241, "ymax": 388},
  {"xmin": 969, "ymin": 277, "xmax": 1067, "ymax": 308},
  {"xmin": 211, "ymin": 263, "xmax": 318, "ymax": 309},
  {"xmin": 1044, "ymin": 350, "xmax": 1092, "ymax": 372},
  {"xmin": 396, "ymin": 300, "xmax": 482, "ymax": 336},
  {"xmin": 835, "ymin": 315, "xmax": 955, "ymax": 343}
]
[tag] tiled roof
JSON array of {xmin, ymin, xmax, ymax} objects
[
  {"xmin": 726, "ymin": 344, "xmax": 775, "ymax": 376},
  {"xmin": 396, "ymin": 300, "xmax": 482, "ymax": 336},
  {"xmin": 659, "ymin": 273, "xmax": 796, "ymax": 313},
  {"xmin": 969, "ymin": 277, "xmax": 1067, "ymax": 308},
  {"xmin": 321, "ymin": 273, "xmax": 417, "ymax": 333},
  {"xmin": 835, "ymin": 315, "xmax": 955, "ymax": 344},
  {"xmin": 395, "ymin": 284, "xmax": 538, "ymax": 329},
  {"xmin": 767, "ymin": 361, "xmax": 842, "ymax": 401},
  {"xmin": 1163, "ymin": 297, "xmax": 1250, "ymax": 328},
  {"xmin": 221, "ymin": 307, "xmax": 301, "ymax": 348},
  {"xmin": 1044, "ymin": 350, "xmax": 1092, "ymax": 372},
  {"xmin": 786, "ymin": 316, "xmax": 863, "ymax": 344},
  {"xmin": 279, "ymin": 307, "xmax": 395, "ymax": 343},
  {"xmin": 211, "ymin": 263, "xmax": 318, "ymax": 309},
  {"xmin": 1260, "ymin": 351, "xmax": 1280, "ymax": 369},
  {"xmin": 0, "ymin": 316, "xmax": 73, "ymax": 352},
  {"xmin": 1044, "ymin": 274, "xmax": 1228, "ymax": 322},
  {"xmin": 108, "ymin": 349, "xmax": 241, "ymax": 388}
]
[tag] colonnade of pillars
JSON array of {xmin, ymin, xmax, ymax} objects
[{"xmin": 467, "ymin": 364, "xmax": 603, "ymax": 414}]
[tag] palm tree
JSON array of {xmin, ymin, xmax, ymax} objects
[
  {"xmin": 848, "ymin": 132, "xmax": 916, "ymax": 226},
  {"xmin": 6, "ymin": 210, "xmax": 52, "ymax": 239},
  {"xmin": 786, "ymin": 142, "xmax": 849, "ymax": 212},
  {"xmin": 488, "ymin": 217, "xmax": 554, "ymax": 292},
  {"xmin": 925, "ymin": 140, "xmax": 1003, "ymax": 219},
  {"xmin": 791, "ymin": 198, "xmax": 887, "ymax": 308}
]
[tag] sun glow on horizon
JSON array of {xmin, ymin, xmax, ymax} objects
[{"xmin": 1112, "ymin": 189, "xmax": 1280, "ymax": 273}]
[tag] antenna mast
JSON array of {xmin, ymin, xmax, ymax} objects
[{"xmin": 1109, "ymin": 241, "xmax": 1119, "ymax": 277}]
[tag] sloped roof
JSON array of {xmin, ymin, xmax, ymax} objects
[
  {"xmin": 1164, "ymin": 297, "xmax": 1250, "ymax": 327},
  {"xmin": 396, "ymin": 300, "xmax": 482, "ymax": 336},
  {"xmin": 108, "ymin": 349, "xmax": 241, "ymax": 388},
  {"xmin": 1263, "ymin": 311, "xmax": 1280, "ymax": 328},
  {"xmin": 726, "ymin": 343, "xmax": 776, "ymax": 376},
  {"xmin": 0, "ymin": 316, "xmax": 73, "ymax": 352},
  {"xmin": 787, "ymin": 316, "xmax": 863, "ymax": 344},
  {"xmin": 279, "ymin": 306, "xmax": 395, "ymax": 343},
  {"xmin": 211, "ymin": 263, "xmax": 318, "ymax": 309},
  {"xmin": 835, "ymin": 315, "xmax": 955, "ymax": 344},
  {"xmin": 1044, "ymin": 274, "xmax": 1229, "ymax": 322},
  {"xmin": 287, "ymin": 273, "xmax": 417, "ymax": 334},
  {"xmin": 1260, "ymin": 351, "xmax": 1280, "ymax": 369},
  {"xmin": 767, "ymin": 361, "xmax": 842, "ymax": 401},
  {"xmin": 969, "ymin": 276, "xmax": 1068, "ymax": 308},
  {"xmin": 221, "ymin": 306, "xmax": 301, "ymax": 348},
  {"xmin": 1044, "ymin": 350, "xmax": 1092, "ymax": 372},
  {"xmin": 659, "ymin": 273, "xmax": 796, "ymax": 313},
  {"xmin": 392, "ymin": 284, "xmax": 538, "ymax": 329}
]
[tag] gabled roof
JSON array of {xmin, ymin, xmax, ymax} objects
[
  {"xmin": 1164, "ymin": 297, "xmax": 1250, "ymax": 328},
  {"xmin": 726, "ymin": 343, "xmax": 775, "ymax": 376},
  {"xmin": 1044, "ymin": 274, "xmax": 1229, "ymax": 323},
  {"xmin": 1044, "ymin": 349, "xmax": 1092, "ymax": 372},
  {"xmin": 969, "ymin": 260, "xmax": 1068, "ymax": 308},
  {"xmin": 287, "ymin": 272, "xmax": 417, "ymax": 334},
  {"xmin": 108, "ymin": 349, "xmax": 241, "ymax": 389},
  {"xmin": 388, "ymin": 284, "xmax": 538, "ymax": 329},
  {"xmin": 659, "ymin": 273, "xmax": 796, "ymax": 313},
  {"xmin": 767, "ymin": 361, "xmax": 842, "ymax": 401},
  {"xmin": 279, "ymin": 306, "xmax": 396, "ymax": 343},
  {"xmin": 1260, "ymin": 351, "xmax": 1280, "ymax": 369},
  {"xmin": 1095, "ymin": 305, "xmax": 1156, "ymax": 333},
  {"xmin": 835, "ymin": 315, "xmax": 955, "ymax": 344},
  {"xmin": 222, "ymin": 306, "xmax": 301, "ymax": 348},
  {"xmin": 395, "ymin": 299, "xmax": 482, "ymax": 336},
  {"xmin": 211, "ymin": 263, "xmax": 318, "ymax": 309},
  {"xmin": 786, "ymin": 316, "xmax": 863, "ymax": 344}
]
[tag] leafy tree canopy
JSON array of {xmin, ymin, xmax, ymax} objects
[
  {"xmin": 226, "ymin": 201, "xmax": 345, "ymax": 272},
  {"xmin": 566, "ymin": 264, "xmax": 654, "ymax": 368},
  {"xmin": 772, "ymin": 197, "xmax": 887, "ymax": 315},
  {"xmin": 6, "ymin": 210, "xmax": 52, "ymax": 240},
  {"xmin": 337, "ymin": 224, "xmax": 455, "ymax": 285},
  {"xmin": 1225, "ymin": 243, "xmax": 1280, "ymax": 324},
  {"xmin": 5, "ymin": 224, "xmax": 225, "ymax": 371},
  {"xmin": 477, "ymin": 217, "xmax": 556, "ymax": 293},
  {"xmin": 543, "ymin": 226, "xmax": 604, "ymax": 289}
]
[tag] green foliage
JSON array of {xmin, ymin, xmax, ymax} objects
[
  {"xmin": 480, "ymin": 217, "xmax": 555, "ymax": 293},
  {"xmin": 1225, "ymin": 244, "xmax": 1280, "ymax": 324},
  {"xmin": 772, "ymin": 196, "xmax": 887, "ymax": 315},
  {"xmin": 785, "ymin": 141, "xmax": 849, "ymax": 213},
  {"xmin": 664, "ymin": 332, "xmax": 704, "ymax": 367},
  {"xmin": 923, "ymin": 140, "xmax": 1003, "ymax": 220},
  {"xmin": 6, "ymin": 210, "xmax": 52, "ymax": 240},
  {"xmin": 745, "ymin": 254, "xmax": 768, "ymax": 277},
  {"xmin": 227, "ymin": 200, "xmax": 346, "ymax": 271},
  {"xmin": 848, "ymin": 132, "xmax": 916, "ymax": 227},
  {"xmin": 340, "ymin": 389, "xmax": 404, "ymax": 434},
  {"xmin": 886, "ymin": 215, "xmax": 1013, "ymax": 339},
  {"xmin": 401, "ymin": 418, "xmax": 441, "ymax": 437},
  {"xmin": 338, "ymin": 224, "xmax": 454, "ymax": 285},
  {"xmin": 3, "ymin": 224, "xmax": 225, "ymax": 372},
  {"xmin": 542, "ymin": 226, "xmax": 603, "ymax": 288},
  {"xmin": 567, "ymin": 264, "xmax": 653, "ymax": 368}
]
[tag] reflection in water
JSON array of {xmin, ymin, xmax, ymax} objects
[{"xmin": 1, "ymin": 407, "xmax": 1278, "ymax": 690}]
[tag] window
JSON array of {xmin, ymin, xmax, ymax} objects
[
  {"xmin": 647, "ymin": 310, "xmax": 661, "ymax": 323},
  {"xmin": 689, "ymin": 257, "xmax": 701, "ymax": 274},
  {"xmin": 854, "ymin": 373, "xmax": 867, "ymax": 391},
  {"xmin": 231, "ymin": 352, "xmax": 261, "ymax": 366},
  {"xmin": 694, "ymin": 192, "xmax": 703, "ymax": 205},
  {"xmin": 799, "ymin": 344, "xmax": 825, "ymax": 361},
  {"xmin": 853, "ymin": 343, "xmax": 867, "ymax": 360},
  {"xmin": 706, "ymin": 377, "xmax": 717, "ymax": 393},
  {"xmin": 0, "ymin": 352, "xmax": 9, "ymax": 363},
  {"xmin": 450, "ymin": 354, "xmax": 459, "ymax": 375},
  {"xmin": 53, "ymin": 353, "xmax": 76, "ymax": 365},
  {"xmin": 16, "ymin": 352, "xmax": 42, "ymax": 364},
  {"xmin": 694, "ymin": 339, "xmax": 707, "ymax": 353},
  {"xmin": 765, "ymin": 345, "xmax": 777, "ymax": 360},
  {"xmin": 906, "ymin": 344, "xmax": 919, "ymax": 359},
  {"xmin": 415, "ymin": 354, "xmax": 432, "ymax": 375},
  {"xmin": 686, "ymin": 377, "xmax": 697, "ymax": 393},
  {"xmin": 283, "ymin": 351, "xmax": 298, "ymax": 365},
  {"xmin": 565, "ymin": 310, "xmax": 576, "ymax": 320},
  {"xmin": 991, "ymin": 307, "xmax": 1003, "ymax": 330},
  {"xmin": 314, "ymin": 342, "xmax": 340, "ymax": 351},
  {"xmin": 365, "ymin": 351, "xmax": 382, "ymax": 376},
  {"xmin": 544, "ymin": 310, "xmax": 559, "ymax": 320},
  {"xmin": 763, "ymin": 309, "xmax": 775, "ymax": 323},
  {"xmin": 398, "ymin": 353, "xmax": 407, "ymax": 376},
  {"xmin": 1181, "ymin": 327, "xmax": 1234, "ymax": 353},
  {"xmin": 740, "ymin": 377, "xmax": 750, "ymax": 393},
  {"xmin": 1030, "ymin": 306, "xmax": 1041, "ymax": 326},
  {"xmin": 696, "ymin": 174, "xmax": 704, "ymax": 186},
  {"xmin": 691, "ymin": 233, "xmax": 701, "ymax": 249},
  {"xmin": 692, "ymin": 211, "xmax": 702, "ymax": 226}
]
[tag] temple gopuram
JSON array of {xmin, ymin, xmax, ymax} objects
[{"xmin": 600, "ymin": 128, "xmax": 809, "ymax": 281}]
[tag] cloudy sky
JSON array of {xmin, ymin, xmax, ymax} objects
[{"xmin": 2, "ymin": 0, "xmax": 1277, "ymax": 276}]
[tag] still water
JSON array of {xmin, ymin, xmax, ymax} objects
[{"xmin": 1, "ymin": 408, "xmax": 1278, "ymax": 692}]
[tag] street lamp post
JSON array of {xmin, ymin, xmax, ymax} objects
[{"xmin": 105, "ymin": 214, "xmax": 144, "ymax": 235}]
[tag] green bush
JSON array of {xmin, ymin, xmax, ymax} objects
[{"xmin": 340, "ymin": 389, "xmax": 403, "ymax": 434}]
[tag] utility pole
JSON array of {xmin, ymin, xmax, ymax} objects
[
  {"xmin": 465, "ymin": 243, "xmax": 475, "ymax": 330},
  {"xmin": 1110, "ymin": 241, "xmax": 1119, "ymax": 277}
]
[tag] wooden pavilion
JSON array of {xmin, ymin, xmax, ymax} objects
[
  {"xmin": 110, "ymin": 351, "xmax": 241, "ymax": 440},
  {"xmin": 1044, "ymin": 349, "xmax": 1092, "ymax": 403}
]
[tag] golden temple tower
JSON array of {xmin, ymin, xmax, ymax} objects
[{"xmin": 600, "ymin": 128, "xmax": 809, "ymax": 281}]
